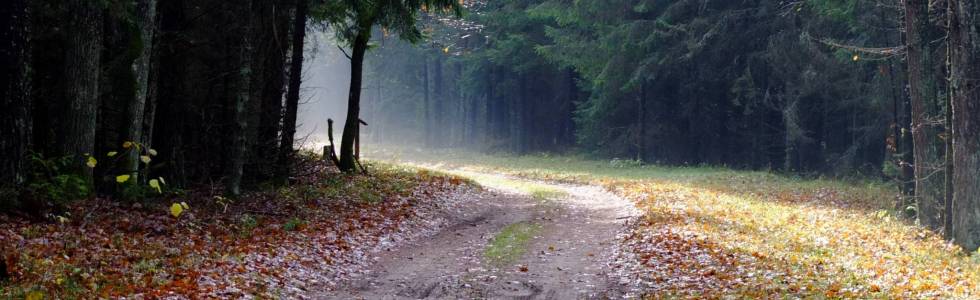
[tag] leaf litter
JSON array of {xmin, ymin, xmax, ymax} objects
[{"xmin": 0, "ymin": 158, "xmax": 480, "ymax": 299}]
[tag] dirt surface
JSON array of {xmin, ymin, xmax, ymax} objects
[{"xmin": 319, "ymin": 173, "xmax": 640, "ymax": 299}]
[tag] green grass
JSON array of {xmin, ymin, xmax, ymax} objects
[
  {"xmin": 484, "ymin": 222, "xmax": 541, "ymax": 266},
  {"xmin": 439, "ymin": 170, "xmax": 567, "ymax": 202}
]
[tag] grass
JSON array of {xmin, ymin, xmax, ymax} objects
[
  {"xmin": 484, "ymin": 222, "xmax": 542, "ymax": 266},
  {"xmin": 439, "ymin": 170, "xmax": 568, "ymax": 202},
  {"xmin": 366, "ymin": 146, "xmax": 980, "ymax": 298}
]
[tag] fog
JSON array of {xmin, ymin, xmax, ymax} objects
[{"xmin": 297, "ymin": 32, "xmax": 352, "ymax": 151}]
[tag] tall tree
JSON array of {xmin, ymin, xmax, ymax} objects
[
  {"xmin": 317, "ymin": 0, "xmax": 461, "ymax": 173},
  {"xmin": 226, "ymin": 1, "xmax": 254, "ymax": 196},
  {"xmin": 0, "ymin": 0, "xmax": 31, "ymax": 193},
  {"xmin": 904, "ymin": 0, "xmax": 945, "ymax": 231},
  {"xmin": 949, "ymin": 0, "xmax": 980, "ymax": 251},
  {"xmin": 279, "ymin": 0, "xmax": 310, "ymax": 180},
  {"xmin": 123, "ymin": 0, "xmax": 158, "ymax": 183},
  {"xmin": 250, "ymin": 0, "xmax": 292, "ymax": 181},
  {"xmin": 60, "ymin": 0, "xmax": 103, "ymax": 181}
]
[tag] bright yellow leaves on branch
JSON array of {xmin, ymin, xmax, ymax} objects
[
  {"xmin": 116, "ymin": 174, "xmax": 131, "ymax": 183},
  {"xmin": 170, "ymin": 202, "xmax": 189, "ymax": 218},
  {"xmin": 86, "ymin": 156, "xmax": 98, "ymax": 168},
  {"xmin": 149, "ymin": 179, "xmax": 162, "ymax": 193}
]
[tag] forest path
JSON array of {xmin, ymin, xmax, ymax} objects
[{"xmin": 321, "ymin": 170, "xmax": 640, "ymax": 299}]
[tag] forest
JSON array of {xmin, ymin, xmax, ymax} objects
[{"xmin": 2, "ymin": 0, "xmax": 980, "ymax": 298}]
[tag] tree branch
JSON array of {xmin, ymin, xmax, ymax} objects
[{"xmin": 337, "ymin": 45, "xmax": 352, "ymax": 60}]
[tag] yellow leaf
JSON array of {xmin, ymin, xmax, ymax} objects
[
  {"xmin": 86, "ymin": 156, "xmax": 98, "ymax": 168},
  {"xmin": 140, "ymin": 155, "xmax": 152, "ymax": 164},
  {"xmin": 107, "ymin": 151, "xmax": 118, "ymax": 157},
  {"xmin": 26, "ymin": 291, "xmax": 44, "ymax": 300},
  {"xmin": 443, "ymin": 46, "xmax": 450, "ymax": 53},
  {"xmin": 116, "ymin": 174, "xmax": 131, "ymax": 183},
  {"xmin": 852, "ymin": 55, "xmax": 860, "ymax": 61},
  {"xmin": 181, "ymin": 202, "xmax": 190, "ymax": 210},
  {"xmin": 149, "ymin": 179, "xmax": 162, "ymax": 193},
  {"xmin": 148, "ymin": 149, "xmax": 158, "ymax": 156},
  {"xmin": 170, "ymin": 203, "xmax": 184, "ymax": 218},
  {"xmin": 122, "ymin": 141, "xmax": 133, "ymax": 149},
  {"xmin": 159, "ymin": 177, "xmax": 166, "ymax": 185}
]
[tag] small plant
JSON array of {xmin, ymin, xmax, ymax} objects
[
  {"xmin": 99, "ymin": 141, "xmax": 165, "ymax": 201},
  {"xmin": 24, "ymin": 153, "xmax": 92, "ymax": 209},
  {"xmin": 213, "ymin": 196, "xmax": 233, "ymax": 213},
  {"xmin": 169, "ymin": 202, "xmax": 190, "ymax": 218},
  {"xmin": 239, "ymin": 214, "xmax": 259, "ymax": 236},
  {"xmin": 283, "ymin": 217, "xmax": 305, "ymax": 232}
]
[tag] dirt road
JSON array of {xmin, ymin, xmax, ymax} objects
[{"xmin": 320, "ymin": 172, "xmax": 639, "ymax": 299}]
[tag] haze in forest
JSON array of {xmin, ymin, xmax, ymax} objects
[{"xmin": 298, "ymin": 33, "xmax": 351, "ymax": 150}]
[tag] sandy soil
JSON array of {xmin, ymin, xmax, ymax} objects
[{"xmin": 318, "ymin": 173, "xmax": 640, "ymax": 299}]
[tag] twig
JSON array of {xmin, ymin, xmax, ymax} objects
[{"xmin": 337, "ymin": 45, "xmax": 352, "ymax": 60}]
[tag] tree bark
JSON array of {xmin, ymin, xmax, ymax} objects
[
  {"xmin": 422, "ymin": 56, "xmax": 431, "ymax": 145},
  {"xmin": 950, "ymin": 0, "xmax": 980, "ymax": 251},
  {"xmin": 945, "ymin": 0, "xmax": 956, "ymax": 238},
  {"xmin": 0, "ymin": 0, "xmax": 31, "ymax": 191},
  {"xmin": 61, "ymin": 0, "xmax": 102, "ymax": 181},
  {"xmin": 433, "ymin": 54, "xmax": 444, "ymax": 147},
  {"xmin": 637, "ymin": 81, "xmax": 646, "ymax": 161},
  {"xmin": 904, "ymin": 0, "xmax": 945, "ymax": 230},
  {"xmin": 227, "ymin": 2, "xmax": 254, "ymax": 196},
  {"xmin": 278, "ymin": 0, "xmax": 308, "ymax": 180},
  {"xmin": 124, "ymin": 0, "xmax": 158, "ymax": 183},
  {"xmin": 252, "ymin": 0, "xmax": 291, "ymax": 180},
  {"xmin": 338, "ymin": 31, "xmax": 370, "ymax": 173}
]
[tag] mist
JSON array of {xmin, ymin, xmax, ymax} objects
[{"xmin": 297, "ymin": 32, "xmax": 352, "ymax": 151}]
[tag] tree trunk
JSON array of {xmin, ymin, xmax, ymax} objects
[
  {"xmin": 433, "ymin": 54, "xmax": 444, "ymax": 147},
  {"xmin": 0, "ymin": 0, "xmax": 31, "ymax": 191},
  {"xmin": 227, "ymin": 2, "xmax": 253, "ymax": 196},
  {"xmin": 636, "ymin": 81, "xmax": 646, "ymax": 161},
  {"xmin": 338, "ymin": 31, "xmax": 369, "ymax": 173},
  {"xmin": 278, "ymin": 0, "xmax": 308, "ymax": 180},
  {"xmin": 124, "ymin": 0, "xmax": 158, "ymax": 183},
  {"xmin": 945, "ymin": 1, "xmax": 956, "ymax": 238},
  {"xmin": 422, "ymin": 56, "xmax": 431, "ymax": 145},
  {"xmin": 252, "ymin": 0, "xmax": 291, "ymax": 180},
  {"xmin": 905, "ymin": 0, "xmax": 945, "ymax": 230},
  {"xmin": 61, "ymin": 0, "xmax": 102, "ymax": 182},
  {"xmin": 950, "ymin": 0, "xmax": 980, "ymax": 251}
]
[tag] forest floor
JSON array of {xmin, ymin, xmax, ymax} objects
[
  {"xmin": 6, "ymin": 148, "xmax": 980, "ymax": 299},
  {"xmin": 364, "ymin": 146, "xmax": 980, "ymax": 299},
  {"xmin": 0, "ymin": 156, "xmax": 481, "ymax": 299}
]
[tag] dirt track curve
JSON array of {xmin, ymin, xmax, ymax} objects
[{"xmin": 319, "ymin": 173, "xmax": 639, "ymax": 299}]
